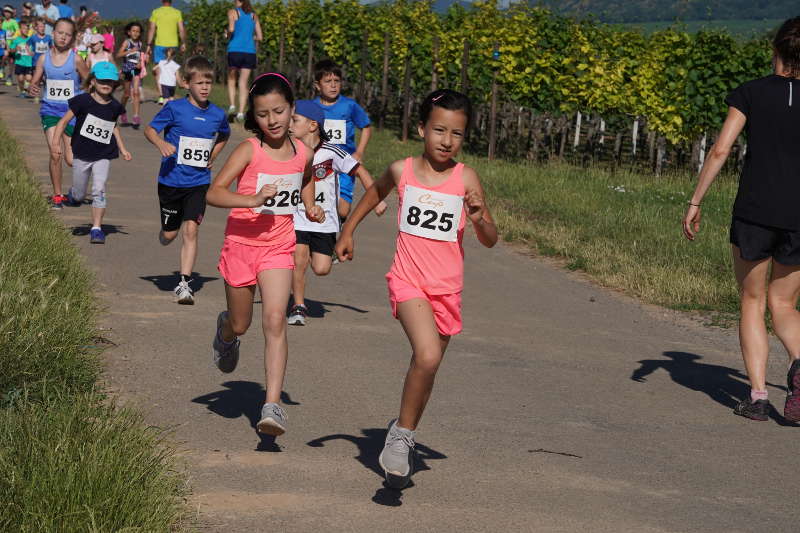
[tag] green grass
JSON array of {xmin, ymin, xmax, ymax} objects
[
  {"xmin": 361, "ymin": 128, "xmax": 740, "ymax": 322},
  {"xmin": 0, "ymin": 118, "xmax": 187, "ymax": 531}
]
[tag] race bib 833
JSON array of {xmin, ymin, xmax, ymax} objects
[
  {"xmin": 398, "ymin": 185, "xmax": 463, "ymax": 242},
  {"xmin": 79, "ymin": 113, "xmax": 115, "ymax": 144}
]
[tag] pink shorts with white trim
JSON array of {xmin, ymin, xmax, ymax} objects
[
  {"xmin": 387, "ymin": 274, "xmax": 462, "ymax": 336},
  {"xmin": 218, "ymin": 238, "xmax": 295, "ymax": 287}
]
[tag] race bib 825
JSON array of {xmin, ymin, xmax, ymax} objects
[{"xmin": 398, "ymin": 185, "xmax": 463, "ymax": 242}]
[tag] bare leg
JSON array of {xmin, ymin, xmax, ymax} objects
[
  {"xmin": 179, "ymin": 220, "xmax": 199, "ymax": 278},
  {"xmin": 120, "ymin": 78, "xmax": 130, "ymax": 109},
  {"xmin": 396, "ymin": 298, "xmax": 451, "ymax": 430},
  {"xmin": 237, "ymin": 68, "xmax": 252, "ymax": 114},
  {"xmin": 733, "ymin": 245, "xmax": 771, "ymax": 391},
  {"xmin": 132, "ymin": 76, "xmax": 141, "ymax": 117},
  {"xmin": 292, "ymin": 244, "xmax": 310, "ymax": 306},
  {"xmin": 62, "ymin": 133, "xmax": 73, "ymax": 167},
  {"xmin": 222, "ymin": 282, "xmax": 256, "ymax": 341},
  {"xmin": 767, "ymin": 261, "xmax": 800, "ymax": 361},
  {"xmin": 310, "ymin": 252, "xmax": 332, "ymax": 276},
  {"xmin": 257, "ymin": 268, "xmax": 293, "ymax": 404},
  {"xmin": 44, "ymin": 127, "xmax": 63, "ymax": 196},
  {"xmin": 226, "ymin": 67, "xmax": 238, "ymax": 110},
  {"xmin": 91, "ymin": 207, "xmax": 106, "ymax": 228}
]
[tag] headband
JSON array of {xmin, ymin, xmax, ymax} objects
[{"xmin": 249, "ymin": 72, "xmax": 291, "ymax": 93}]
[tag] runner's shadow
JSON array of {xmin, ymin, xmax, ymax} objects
[
  {"xmin": 140, "ymin": 271, "xmax": 218, "ymax": 293},
  {"xmin": 285, "ymin": 297, "xmax": 369, "ymax": 318},
  {"xmin": 71, "ymin": 223, "xmax": 129, "ymax": 236},
  {"xmin": 632, "ymin": 351, "xmax": 797, "ymax": 426},
  {"xmin": 306, "ymin": 428, "xmax": 447, "ymax": 506},
  {"xmin": 192, "ymin": 381, "xmax": 301, "ymax": 452}
]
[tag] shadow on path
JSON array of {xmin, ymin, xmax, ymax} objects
[
  {"xmin": 632, "ymin": 351, "xmax": 796, "ymax": 425},
  {"xmin": 140, "ymin": 271, "xmax": 218, "ymax": 293},
  {"xmin": 306, "ymin": 428, "xmax": 447, "ymax": 506},
  {"xmin": 192, "ymin": 381, "xmax": 301, "ymax": 451},
  {"xmin": 71, "ymin": 223, "xmax": 129, "ymax": 236},
  {"xmin": 285, "ymin": 297, "xmax": 369, "ymax": 318}
]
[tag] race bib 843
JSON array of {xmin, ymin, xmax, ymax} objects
[
  {"xmin": 399, "ymin": 185, "xmax": 463, "ymax": 242},
  {"xmin": 324, "ymin": 119, "xmax": 346, "ymax": 145}
]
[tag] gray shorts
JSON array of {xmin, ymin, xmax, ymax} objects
[{"xmin": 70, "ymin": 158, "xmax": 110, "ymax": 208}]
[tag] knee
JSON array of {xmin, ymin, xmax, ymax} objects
[
  {"xmin": 182, "ymin": 223, "xmax": 199, "ymax": 241},
  {"xmin": 767, "ymin": 293, "xmax": 795, "ymax": 315},
  {"xmin": 412, "ymin": 350, "xmax": 443, "ymax": 376},
  {"xmin": 264, "ymin": 310, "xmax": 287, "ymax": 335},
  {"xmin": 312, "ymin": 263, "xmax": 331, "ymax": 276},
  {"xmin": 159, "ymin": 230, "xmax": 177, "ymax": 245},
  {"xmin": 229, "ymin": 316, "xmax": 251, "ymax": 337}
]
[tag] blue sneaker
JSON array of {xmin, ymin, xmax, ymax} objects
[
  {"xmin": 64, "ymin": 192, "xmax": 81, "ymax": 207},
  {"xmin": 89, "ymin": 228, "xmax": 105, "ymax": 244}
]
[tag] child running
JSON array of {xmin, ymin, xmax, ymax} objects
[
  {"xmin": 312, "ymin": 59, "xmax": 384, "ymax": 222},
  {"xmin": 86, "ymin": 33, "xmax": 111, "ymax": 68},
  {"xmin": 144, "ymin": 56, "xmax": 230, "ymax": 304},
  {"xmin": 117, "ymin": 21, "xmax": 143, "ymax": 129},
  {"xmin": 28, "ymin": 19, "xmax": 52, "ymax": 71},
  {"xmin": 51, "ymin": 61, "xmax": 131, "ymax": 244},
  {"xmin": 206, "ymin": 73, "xmax": 324, "ymax": 437},
  {"xmin": 287, "ymin": 99, "xmax": 381, "ymax": 326},
  {"xmin": 10, "ymin": 20, "xmax": 33, "ymax": 97},
  {"xmin": 29, "ymin": 17, "xmax": 88, "ymax": 209},
  {"xmin": 683, "ymin": 17, "xmax": 800, "ymax": 424},
  {"xmin": 154, "ymin": 47, "xmax": 180, "ymax": 104},
  {"xmin": 335, "ymin": 89, "xmax": 497, "ymax": 488}
]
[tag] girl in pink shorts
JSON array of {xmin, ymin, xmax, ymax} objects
[
  {"xmin": 206, "ymin": 73, "xmax": 323, "ymax": 438},
  {"xmin": 336, "ymin": 89, "xmax": 498, "ymax": 488}
]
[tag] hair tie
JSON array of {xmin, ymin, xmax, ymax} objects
[{"xmin": 250, "ymin": 72, "xmax": 291, "ymax": 93}]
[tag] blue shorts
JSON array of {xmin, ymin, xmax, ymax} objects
[
  {"xmin": 153, "ymin": 45, "xmax": 170, "ymax": 64},
  {"xmin": 339, "ymin": 173, "xmax": 354, "ymax": 203}
]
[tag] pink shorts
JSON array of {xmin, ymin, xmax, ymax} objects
[
  {"xmin": 387, "ymin": 275, "xmax": 462, "ymax": 336},
  {"xmin": 218, "ymin": 238, "xmax": 295, "ymax": 287}
]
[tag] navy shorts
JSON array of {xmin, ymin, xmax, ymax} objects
[
  {"xmin": 227, "ymin": 52, "xmax": 256, "ymax": 70},
  {"xmin": 295, "ymin": 230, "xmax": 336, "ymax": 256},
  {"xmin": 122, "ymin": 69, "xmax": 141, "ymax": 81},
  {"xmin": 730, "ymin": 216, "xmax": 800, "ymax": 265},
  {"xmin": 161, "ymin": 85, "xmax": 176, "ymax": 98},
  {"xmin": 14, "ymin": 65, "xmax": 32, "ymax": 76}
]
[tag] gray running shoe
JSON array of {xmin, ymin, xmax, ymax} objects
[
  {"xmin": 212, "ymin": 311, "xmax": 240, "ymax": 373},
  {"xmin": 174, "ymin": 279, "xmax": 194, "ymax": 305},
  {"xmin": 257, "ymin": 402, "xmax": 287, "ymax": 436},
  {"xmin": 378, "ymin": 419, "xmax": 415, "ymax": 489},
  {"xmin": 288, "ymin": 304, "xmax": 307, "ymax": 326}
]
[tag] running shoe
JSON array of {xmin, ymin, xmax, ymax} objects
[
  {"xmin": 174, "ymin": 279, "xmax": 194, "ymax": 305},
  {"xmin": 257, "ymin": 402, "xmax": 287, "ymax": 436},
  {"xmin": 131, "ymin": 115, "xmax": 141, "ymax": 130},
  {"xmin": 4, "ymin": 80, "xmax": 12, "ymax": 86},
  {"xmin": 50, "ymin": 194, "xmax": 65, "ymax": 210},
  {"xmin": 64, "ymin": 191, "xmax": 81, "ymax": 207},
  {"xmin": 235, "ymin": 112, "xmax": 245, "ymax": 123},
  {"xmin": 288, "ymin": 304, "xmax": 307, "ymax": 326},
  {"xmin": 734, "ymin": 398, "xmax": 770, "ymax": 421},
  {"xmin": 158, "ymin": 97, "xmax": 165, "ymax": 105},
  {"xmin": 227, "ymin": 105, "xmax": 236, "ymax": 115},
  {"xmin": 120, "ymin": 113, "xmax": 129, "ymax": 126},
  {"xmin": 784, "ymin": 359, "xmax": 800, "ymax": 422},
  {"xmin": 89, "ymin": 228, "xmax": 106, "ymax": 244},
  {"xmin": 378, "ymin": 419, "xmax": 415, "ymax": 489},
  {"xmin": 212, "ymin": 311, "xmax": 240, "ymax": 373}
]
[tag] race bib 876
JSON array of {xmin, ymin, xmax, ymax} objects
[
  {"xmin": 46, "ymin": 79, "xmax": 73, "ymax": 101},
  {"xmin": 398, "ymin": 185, "xmax": 463, "ymax": 242},
  {"xmin": 252, "ymin": 172, "xmax": 303, "ymax": 216}
]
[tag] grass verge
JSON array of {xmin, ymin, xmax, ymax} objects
[
  {"xmin": 362, "ymin": 128, "xmax": 739, "ymax": 322},
  {"xmin": 0, "ymin": 117, "xmax": 187, "ymax": 531}
]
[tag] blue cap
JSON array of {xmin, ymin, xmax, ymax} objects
[
  {"xmin": 294, "ymin": 100, "xmax": 329, "ymax": 142},
  {"xmin": 91, "ymin": 61, "xmax": 119, "ymax": 82}
]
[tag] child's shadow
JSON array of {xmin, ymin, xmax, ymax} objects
[
  {"xmin": 285, "ymin": 297, "xmax": 369, "ymax": 318},
  {"xmin": 71, "ymin": 223, "xmax": 129, "ymax": 236},
  {"xmin": 307, "ymin": 428, "xmax": 447, "ymax": 506},
  {"xmin": 140, "ymin": 271, "xmax": 218, "ymax": 293},
  {"xmin": 192, "ymin": 381, "xmax": 300, "ymax": 451}
]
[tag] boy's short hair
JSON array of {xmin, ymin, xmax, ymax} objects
[
  {"xmin": 181, "ymin": 55, "xmax": 213, "ymax": 82},
  {"xmin": 314, "ymin": 59, "xmax": 342, "ymax": 82}
]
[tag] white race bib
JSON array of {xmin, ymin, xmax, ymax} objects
[
  {"xmin": 46, "ymin": 79, "xmax": 73, "ymax": 101},
  {"xmin": 79, "ymin": 113, "xmax": 115, "ymax": 144},
  {"xmin": 313, "ymin": 179, "xmax": 336, "ymax": 217},
  {"xmin": 177, "ymin": 136, "xmax": 214, "ymax": 167},
  {"xmin": 252, "ymin": 172, "xmax": 303, "ymax": 215},
  {"xmin": 35, "ymin": 41, "xmax": 49, "ymax": 54},
  {"xmin": 399, "ymin": 185, "xmax": 463, "ymax": 242},
  {"xmin": 324, "ymin": 119, "xmax": 346, "ymax": 145}
]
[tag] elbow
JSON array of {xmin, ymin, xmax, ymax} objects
[{"xmin": 710, "ymin": 144, "xmax": 731, "ymax": 161}]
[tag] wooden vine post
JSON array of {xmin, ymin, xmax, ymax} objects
[
  {"xmin": 379, "ymin": 33, "xmax": 390, "ymax": 129},
  {"xmin": 401, "ymin": 50, "xmax": 412, "ymax": 142},
  {"xmin": 430, "ymin": 35, "xmax": 439, "ymax": 92},
  {"xmin": 460, "ymin": 40, "xmax": 469, "ymax": 94},
  {"xmin": 359, "ymin": 29, "xmax": 368, "ymax": 104},
  {"xmin": 306, "ymin": 39, "xmax": 314, "ymax": 98},
  {"xmin": 212, "ymin": 34, "xmax": 219, "ymax": 82},
  {"xmin": 488, "ymin": 45, "xmax": 500, "ymax": 160},
  {"xmin": 278, "ymin": 27, "xmax": 285, "ymax": 72}
]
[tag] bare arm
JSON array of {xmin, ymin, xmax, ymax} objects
[
  {"xmin": 207, "ymin": 141, "xmax": 276, "ymax": 208},
  {"xmin": 227, "ymin": 9, "xmax": 236, "ymax": 34},
  {"xmin": 353, "ymin": 164, "xmax": 387, "ymax": 216},
  {"xmin": 254, "ymin": 14, "xmax": 263, "ymax": 41},
  {"xmin": 74, "ymin": 54, "xmax": 89, "ymax": 80},
  {"xmin": 144, "ymin": 125, "xmax": 177, "ymax": 158},
  {"xmin": 335, "ymin": 159, "xmax": 401, "ymax": 261},
  {"xmin": 353, "ymin": 125, "xmax": 371, "ymax": 161},
  {"xmin": 462, "ymin": 166, "xmax": 498, "ymax": 248},
  {"xmin": 116, "ymin": 40, "xmax": 128, "ymax": 59},
  {"xmin": 178, "ymin": 21, "xmax": 186, "ymax": 51},
  {"xmin": 28, "ymin": 53, "xmax": 46, "ymax": 94},
  {"xmin": 682, "ymin": 107, "xmax": 747, "ymax": 241},
  {"xmin": 207, "ymin": 131, "xmax": 230, "ymax": 168},
  {"xmin": 113, "ymin": 126, "xmax": 132, "ymax": 160},
  {"xmin": 146, "ymin": 20, "xmax": 156, "ymax": 49},
  {"xmin": 300, "ymin": 148, "xmax": 324, "ymax": 222}
]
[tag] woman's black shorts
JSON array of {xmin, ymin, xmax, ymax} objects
[
  {"xmin": 227, "ymin": 52, "xmax": 257, "ymax": 70},
  {"xmin": 730, "ymin": 216, "xmax": 800, "ymax": 265}
]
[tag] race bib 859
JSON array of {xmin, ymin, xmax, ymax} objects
[
  {"xmin": 252, "ymin": 172, "xmax": 303, "ymax": 216},
  {"xmin": 398, "ymin": 185, "xmax": 463, "ymax": 242},
  {"xmin": 177, "ymin": 136, "xmax": 214, "ymax": 167}
]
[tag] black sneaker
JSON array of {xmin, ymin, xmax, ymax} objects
[
  {"xmin": 734, "ymin": 398, "xmax": 770, "ymax": 421},
  {"xmin": 784, "ymin": 359, "xmax": 800, "ymax": 422}
]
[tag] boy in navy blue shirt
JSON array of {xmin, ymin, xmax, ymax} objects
[
  {"xmin": 145, "ymin": 56, "xmax": 230, "ymax": 304},
  {"xmin": 313, "ymin": 59, "xmax": 385, "ymax": 221}
]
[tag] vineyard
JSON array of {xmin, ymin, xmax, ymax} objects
[{"xmin": 183, "ymin": 0, "xmax": 774, "ymax": 174}]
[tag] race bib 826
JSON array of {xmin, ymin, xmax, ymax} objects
[{"xmin": 252, "ymin": 172, "xmax": 303, "ymax": 216}]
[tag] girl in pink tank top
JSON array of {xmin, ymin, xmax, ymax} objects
[
  {"xmin": 206, "ymin": 73, "xmax": 323, "ymax": 438},
  {"xmin": 335, "ymin": 89, "xmax": 498, "ymax": 488}
]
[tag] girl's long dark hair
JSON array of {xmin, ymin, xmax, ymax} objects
[
  {"xmin": 244, "ymin": 73, "xmax": 294, "ymax": 136},
  {"xmin": 774, "ymin": 17, "xmax": 800, "ymax": 77}
]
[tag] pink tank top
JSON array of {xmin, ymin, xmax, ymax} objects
[
  {"xmin": 224, "ymin": 137, "xmax": 306, "ymax": 247},
  {"xmin": 387, "ymin": 157, "xmax": 467, "ymax": 295}
]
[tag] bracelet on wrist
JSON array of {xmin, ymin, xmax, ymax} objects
[{"xmin": 687, "ymin": 201, "xmax": 701, "ymax": 207}]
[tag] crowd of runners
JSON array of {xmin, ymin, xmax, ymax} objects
[{"xmin": 2, "ymin": 0, "xmax": 800, "ymax": 489}]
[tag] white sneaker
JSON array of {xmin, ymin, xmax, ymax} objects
[
  {"xmin": 174, "ymin": 279, "xmax": 194, "ymax": 305},
  {"xmin": 257, "ymin": 403, "xmax": 287, "ymax": 436}
]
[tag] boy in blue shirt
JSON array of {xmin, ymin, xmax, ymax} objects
[
  {"xmin": 144, "ymin": 56, "xmax": 230, "ymax": 304},
  {"xmin": 28, "ymin": 19, "xmax": 52, "ymax": 69},
  {"xmin": 313, "ymin": 59, "xmax": 385, "ymax": 221}
]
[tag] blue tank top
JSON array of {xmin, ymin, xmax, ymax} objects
[
  {"xmin": 41, "ymin": 49, "xmax": 82, "ymax": 119},
  {"xmin": 227, "ymin": 8, "xmax": 256, "ymax": 54}
]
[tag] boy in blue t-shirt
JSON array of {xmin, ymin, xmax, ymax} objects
[
  {"xmin": 313, "ymin": 59, "xmax": 385, "ymax": 221},
  {"xmin": 144, "ymin": 56, "xmax": 230, "ymax": 305},
  {"xmin": 28, "ymin": 19, "xmax": 52, "ymax": 66}
]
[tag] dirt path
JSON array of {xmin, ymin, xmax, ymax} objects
[{"xmin": 2, "ymin": 89, "xmax": 796, "ymax": 532}]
